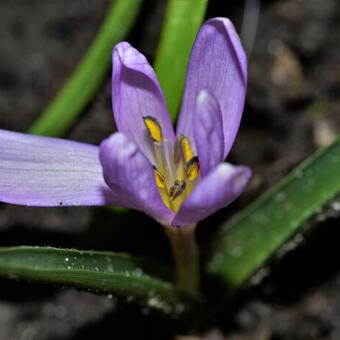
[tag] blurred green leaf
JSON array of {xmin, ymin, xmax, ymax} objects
[
  {"xmin": 0, "ymin": 246, "xmax": 193, "ymax": 314},
  {"xmin": 208, "ymin": 137, "xmax": 340, "ymax": 291},
  {"xmin": 154, "ymin": 0, "xmax": 208, "ymax": 120},
  {"xmin": 29, "ymin": 0, "xmax": 142, "ymax": 136}
]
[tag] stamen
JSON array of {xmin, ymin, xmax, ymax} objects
[
  {"xmin": 177, "ymin": 135, "xmax": 200, "ymax": 181},
  {"xmin": 142, "ymin": 118, "xmax": 199, "ymax": 212},
  {"xmin": 153, "ymin": 166, "xmax": 165, "ymax": 188},
  {"xmin": 180, "ymin": 135, "xmax": 194, "ymax": 163},
  {"xmin": 143, "ymin": 116, "xmax": 163, "ymax": 143},
  {"xmin": 185, "ymin": 156, "xmax": 200, "ymax": 181},
  {"xmin": 169, "ymin": 180, "xmax": 186, "ymax": 201}
]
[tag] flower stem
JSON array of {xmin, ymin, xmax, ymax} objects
[{"xmin": 165, "ymin": 224, "xmax": 199, "ymax": 295}]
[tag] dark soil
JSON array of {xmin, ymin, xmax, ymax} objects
[{"xmin": 0, "ymin": 0, "xmax": 339, "ymax": 339}]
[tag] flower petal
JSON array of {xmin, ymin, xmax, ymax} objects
[
  {"xmin": 194, "ymin": 90, "xmax": 225, "ymax": 177},
  {"xmin": 177, "ymin": 18, "xmax": 247, "ymax": 158},
  {"xmin": 173, "ymin": 163, "xmax": 251, "ymax": 226},
  {"xmin": 99, "ymin": 132, "xmax": 174, "ymax": 225},
  {"xmin": 112, "ymin": 42, "xmax": 175, "ymax": 161},
  {"xmin": 0, "ymin": 129, "xmax": 116, "ymax": 206}
]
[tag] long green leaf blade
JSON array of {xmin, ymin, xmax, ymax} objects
[
  {"xmin": 0, "ymin": 246, "xmax": 191, "ymax": 314},
  {"xmin": 29, "ymin": 0, "xmax": 142, "ymax": 136},
  {"xmin": 208, "ymin": 137, "xmax": 340, "ymax": 290},
  {"xmin": 154, "ymin": 0, "xmax": 208, "ymax": 120}
]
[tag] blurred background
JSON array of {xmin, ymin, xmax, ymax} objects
[{"xmin": 0, "ymin": 0, "xmax": 339, "ymax": 339}]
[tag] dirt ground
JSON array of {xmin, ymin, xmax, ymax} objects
[{"xmin": 0, "ymin": 0, "xmax": 339, "ymax": 339}]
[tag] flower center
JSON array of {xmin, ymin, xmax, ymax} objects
[{"xmin": 143, "ymin": 116, "xmax": 200, "ymax": 212}]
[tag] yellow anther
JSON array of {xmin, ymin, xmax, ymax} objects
[
  {"xmin": 185, "ymin": 156, "xmax": 200, "ymax": 181},
  {"xmin": 153, "ymin": 166, "xmax": 165, "ymax": 188},
  {"xmin": 143, "ymin": 116, "xmax": 163, "ymax": 143},
  {"xmin": 169, "ymin": 180, "xmax": 186, "ymax": 201},
  {"xmin": 180, "ymin": 135, "xmax": 194, "ymax": 163}
]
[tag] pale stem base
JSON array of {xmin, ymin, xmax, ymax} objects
[{"xmin": 164, "ymin": 224, "xmax": 199, "ymax": 295}]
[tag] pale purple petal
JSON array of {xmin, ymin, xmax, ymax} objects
[
  {"xmin": 177, "ymin": 18, "xmax": 247, "ymax": 158},
  {"xmin": 99, "ymin": 132, "xmax": 174, "ymax": 225},
  {"xmin": 0, "ymin": 130, "xmax": 117, "ymax": 206},
  {"xmin": 112, "ymin": 42, "xmax": 175, "ymax": 161},
  {"xmin": 194, "ymin": 90, "xmax": 225, "ymax": 177},
  {"xmin": 173, "ymin": 163, "xmax": 251, "ymax": 226}
]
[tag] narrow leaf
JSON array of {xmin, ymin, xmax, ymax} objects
[
  {"xmin": 154, "ymin": 0, "xmax": 208, "ymax": 120},
  {"xmin": 0, "ymin": 246, "xmax": 192, "ymax": 314},
  {"xmin": 208, "ymin": 137, "xmax": 340, "ymax": 291},
  {"xmin": 29, "ymin": 0, "xmax": 142, "ymax": 136}
]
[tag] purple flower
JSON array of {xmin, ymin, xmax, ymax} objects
[{"xmin": 0, "ymin": 18, "xmax": 251, "ymax": 227}]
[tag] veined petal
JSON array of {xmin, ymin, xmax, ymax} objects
[
  {"xmin": 173, "ymin": 163, "xmax": 251, "ymax": 226},
  {"xmin": 112, "ymin": 42, "xmax": 175, "ymax": 161},
  {"xmin": 194, "ymin": 90, "xmax": 224, "ymax": 177},
  {"xmin": 99, "ymin": 132, "xmax": 174, "ymax": 225},
  {"xmin": 177, "ymin": 18, "xmax": 247, "ymax": 158},
  {"xmin": 0, "ymin": 130, "xmax": 116, "ymax": 206}
]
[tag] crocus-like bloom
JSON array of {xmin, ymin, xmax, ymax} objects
[{"xmin": 0, "ymin": 18, "xmax": 251, "ymax": 227}]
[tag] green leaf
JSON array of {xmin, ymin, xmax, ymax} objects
[
  {"xmin": 154, "ymin": 0, "xmax": 208, "ymax": 120},
  {"xmin": 29, "ymin": 0, "xmax": 142, "ymax": 137},
  {"xmin": 0, "ymin": 246, "xmax": 193, "ymax": 314},
  {"xmin": 208, "ymin": 137, "xmax": 340, "ymax": 291}
]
